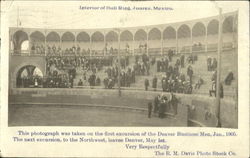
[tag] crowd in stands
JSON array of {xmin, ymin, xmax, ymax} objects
[
  {"xmin": 18, "ymin": 41, "xmax": 237, "ymax": 99},
  {"xmin": 31, "ymin": 44, "xmax": 45, "ymax": 54},
  {"xmin": 192, "ymin": 42, "xmax": 204, "ymax": 52},
  {"xmin": 146, "ymin": 52, "xmax": 194, "ymax": 94},
  {"xmin": 30, "ymin": 43, "xmax": 133, "ymax": 56}
]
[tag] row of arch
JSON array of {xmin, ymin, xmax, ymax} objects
[{"xmin": 13, "ymin": 16, "xmax": 236, "ymax": 43}]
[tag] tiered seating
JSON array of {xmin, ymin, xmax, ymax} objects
[{"xmin": 129, "ymin": 48, "xmax": 237, "ymax": 99}]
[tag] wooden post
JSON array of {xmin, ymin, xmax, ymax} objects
[{"xmin": 216, "ymin": 8, "xmax": 222, "ymax": 128}]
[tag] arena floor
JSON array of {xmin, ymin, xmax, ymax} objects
[{"xmin": 9, "ymin": 104, "xmax": 183, "ymax": 126}]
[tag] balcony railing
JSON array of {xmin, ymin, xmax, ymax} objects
[{"xmin": 10, "ymin": 42, "xmax": 235, "ymax": 57}]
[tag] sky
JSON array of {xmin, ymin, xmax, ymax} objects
[{"xmin": 1, "ymin": 1, "xmax": 242, "ymax": 29}]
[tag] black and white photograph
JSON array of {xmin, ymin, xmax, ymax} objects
[
  {"xmin": 6, "ymin": 2, "xmax": 239, "ymax": 128},
  {"xmin": 1, "ymin": 1, "xmax": 249, "ymax": 158}
]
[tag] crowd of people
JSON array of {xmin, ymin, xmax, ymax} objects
[
  {"xmin": 145, "ymin": 53, "xmax": 194, "ymax": 94},
  {"xmin": 207, "ymin": 57, "xmax": 217, "ymax": 71},
  {"xmin": 19, "ymin": 43, "xmax": 237, "ymax": 99},
  {"xmin": 30, "ymin": 43, "xmax": 133, "ymax": 56},
  {"xmin": 147, "ymin": 93, "xmax": 179, "ymax": 118}
]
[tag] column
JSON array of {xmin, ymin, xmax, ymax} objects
[
  {"xmin": 146, "ymin": 31, "xmax": 149, "ymax": 56},
  {"xmin": 176, "ymin": 31, "xmax": 178, "ymax": 54},
  {"xmin": 104, "ymin": 31, "xmax": 106, "ymax": 56},
  {"xmin": 9, "ymin": 31, "xmax": 11, "ymax": 54},
  {"xmin": 190, "ymin": 28, "xmax": 193, "ymax": 54},
  {"xmin": 205, "ymin": 27, "xmax": 208, "ymax": 52},
  {"xmin": 74, "ymin": 32, "xmax": 77, "ymax": 47},
  {"xmin": 59, "ymin": 33, "xmax": 62, "ymax": 52},
  {"xmin": 161, "ymin": 31, "xmax": 163, "ymax": 55},
  {"xmin": 28, "ymin": 36, "xmax": 31, "ymax": 56},
  {"xmin": 45, "ymin": 32, "xmax": 47, "ymax": 56},
  {"xmin": 215, "ymin": 8, "xmax": 222, "ymax": 127},
  {"xmin": 133, "ymin": 35, "xmax": 135, "ymax": 56},
  {"xmin": 90, "ymin": 39, "xmax": 92, "ymax": 57},
  {"xmin": 44, "ymin": 31, "xmax": 47, "ymax": 76}
]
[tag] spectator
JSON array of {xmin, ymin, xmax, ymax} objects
[
  {"xmin": 225, "ymin": 71, "xmax": 234, "ymax": 85},
  {"xmin": 148, "ymin": 102, "xmax": 153, "ymax": 118},
  {"xmin": 154, "ymin": 95, "xmax": 160, "ymax": 113},
  {"xmin": 212, "ymin": 58, "xmax": 217, "ymax": 71},
  {"xmin": 78, "ymin": 79, "xmax": 83, "ymax": 86},
  {"xmin": 152, "ymin": 76, "xmax": 158, "ymax": 91},
  {"xmin": 187, "ymin": 65, "xmax": 193, "ymax": 85},
  {"xmin": 180, "ymin": 55, "xmax": 185, "ymax": 68},
  {"xmin": 144, "ymin": 78, "xmax": 149, "ymax": 91},
  {"xmin": 209, "ymin": 81, "xmax": 223, "ymax": 98},
  {"xmin": 207, "ymin": 56, "xmax": 212, "ymax": 71},
  {"xmin": 194, "ymin": 76, "xmax": 204, "ymax": 89},
  {"xmin": 169, "ymin": 93, "xmax": 179, "ymax": 115}
]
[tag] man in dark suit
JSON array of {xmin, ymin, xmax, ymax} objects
[
  {"xmin": 148, "ymin": 102, "xmax": 153, "ymax": 118},
  {"xmin": 152, "ymin": 76, "xmax": 158, "ymax": 91},
  {"xmin": 144, "ymin": 78, "xmax": 150, "ymax": 91},
  {"xmin": 154, "ymin": 95, "xmax": 160, "ymax": 113}
]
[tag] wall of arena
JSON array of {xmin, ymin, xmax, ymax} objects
[{"xmin": 9, "ymin": 88, "xmax": 237, "ymax": 128}]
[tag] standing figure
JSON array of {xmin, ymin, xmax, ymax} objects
[
  {"xmin": 144, "ymin": 78, "xmax": 150, "ymax": 91},
  {"xmin": 148, "ymin": 102, "xmax": 153, "ymax": 118},
  {"xmin": 152, "ymin": 76, "xmax": 158, "ymax": 91}
]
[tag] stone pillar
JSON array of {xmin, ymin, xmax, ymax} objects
[
  {"xmin": 176, "ymin": 31, "xmax": 178, "ymax": 54},
  {"xmin": 190, "ymin": 29, "xmax": 193, "ymax": 54},
  {"xmin": 133, "ymin": 35, "xmax": 135, "ymax": 56},
  {"xmin": 146, "ymin": 30, "xmax": 149, "ymax": 56},
  {"xmin": 104, "ymin": 31, "xmax": 106, "ymax": 56},
  {"xmin": 28, "ymin": 36, "xmax": 31, "ymax": 56},
  {"xmin": 161, "ymin": 31, "xmax": 163, "ymax": 55},
  {"xmin": 45, "ymin": 31, "xmax": 47, "ymax": 56},
  {"xmin": 205, "ymin": 27, "xmax": 208, "ymax": 52}
]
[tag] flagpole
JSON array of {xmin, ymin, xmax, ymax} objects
[{"xmin": 216, "ymin": 8, "xmax": 222, "ymax": 127}]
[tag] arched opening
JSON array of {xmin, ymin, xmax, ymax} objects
[
  {"xmin": 30, "ymin": 31, "xmax": 45, "ymax": 54},
  {"xmin": 12, "ymin": 30, "xmax": 29, "ymax": 54},
  {"xmin": 177, "ymin": 24, "xmax": 191, "ymax": 38},
  {"xmin": 16, "ymin": 65, "xmax": 43, "ymax": 88},
  {"xmin": 207, "ymin": 19, "xmax": 219, "ymax": 50},
  {"xmin": 177, "ymin": 24, "xmax": 191, "ymax": 53},
  {"xmin": 105, "ymin": 31, "xmax": 119, "ymax": 54},
  {"xmin": 192, "ymin": 22, "xmax": 206, "ymax": 51},
  {"xmin": 207, "ymin": 19, "xmax": 219, "ymax": 35},
  {"xmin": 223, "ymin": 16, "xmax": 234, "ymax": 33},
  {"xmin": 106, "ymin": 31, "xmax": 118, "ymax": 42},
  {"xmin": 134, "ymin": 29, "xmax": 147, "ymax": 41},
  {"xmin": 120, "ymin": 30, "xmax": 133, "ymax": 41},
  {"xmin": 120, "ymin": 30, "xmax": 133, "ymax": 53},
  {"xmin": 163, "ymin": 26, "xmax": 176, "ymax": 52},
  {"xmin": 134, "ymin": 29, "xmax": 147, "ymax": 54},
  {"xmin": 91, "ymin": 31, "xmax": 104, "ymax": 54},
  {"xmin": 61, "ymin": 32, "xmax": 75, "ymax": 52},
  {"xmin": 46, "ymin": 32, "xmax": 60, "ymax": 54},
  {"xmin": 148, "ymin": 28, "xmax": 161, "ymax": 40},
  {"xmin": 21, "ymin": 40, "xmax": 29, "ymax": 52},
  {"xmin": 222, "ymin": 16, "xmax": 234, "ymax": 45},
  {"xmin": 76, "ymin": 31, "xmax": 90, "ymax": 55},
  {"xmin": 148, "ymin": 28, "xmax": 161, "ymax": 53},
  {"xmin": 46, "ymin": 31, "xmax": 60, "ymax": 42},
  {"xmin": 77, "ymin": 32, "xmax": 90, "ymax": 42}
]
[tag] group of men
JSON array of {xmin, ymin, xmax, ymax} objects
[
  {"xmin": 148, "ymin": 54, "xmax": 194, "ymax": 94},
  {"xmin": 148, "ymin": 93, "xmax": 179, "ymax": 118},
  {"xmin": 207, "ymin": 57, "xmax": 218, "ymax": 71},
  {"xmin": 31, "ymin": 44, "xmax": 45, "ymax": 54},
  {"xmin": 45, "ymin": 45, "xmax": 91, "ymax": 56}
]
